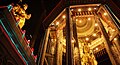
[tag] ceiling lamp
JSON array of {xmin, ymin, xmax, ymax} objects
[
  {"xmin": 88, "ymin": 8, "xmax": 92, "ymax": 11},
  {"xmin": 86, "ymin": 37, "xmax": 89, "ymax": 41},
  {"xmin": 56, "ymin": 22, "xmax": 59, "ymax": 25},
  {"xmin": 62, "ymin": 15, "xmax": 66, "ymax": 19},
  {"xmin": 71, "ymin": 9, "xmax": 74, "ymax": 11},
  {"xmin": 79, "ymin": 20, "xmax": 82, "ymax": 23},
  {"xmin": 96, "ymin": 48, "xmax": 98, "ymax": 50},
  {"xmin": 78, "ymin": 9, "xmax": 81, "ymax": 12},
  {"xmin": 94, "ymin": 8, "xmax": 97, "ymax": 10},
  {"xmin": 114, "ymin": 38, "xmax": 117, "ymax": 41},
  {"xmin": 95, "ymin": 23, "xmax": 98, "ymax": 26},
  {"xmin": 76, "ymin": 19, "xmax": 78, "ymax": 21},
  {"xmin": 88, "ymin": 18, "xmax": 91, "ymax": 20},
  {"xmin": 103, "ymin": 13, "xmax": 107, "ymax": 16},
  {"xmin": 93, "ymin": 33, "xmax": 97, "ymax": 37}
]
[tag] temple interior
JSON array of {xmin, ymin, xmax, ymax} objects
[{"xmin": 42, "ymin": 4, "xmax": 120, "ymax": 65}]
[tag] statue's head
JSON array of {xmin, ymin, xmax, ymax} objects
[{"xmin": 23, "ymin": 4, "xmax": 28, "ymax": 10}]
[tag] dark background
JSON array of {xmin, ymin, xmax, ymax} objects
[{"xmin": 22, "ymin": 0, "xmax": 60, "ymax": 55}]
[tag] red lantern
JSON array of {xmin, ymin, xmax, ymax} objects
[
  {"xmin": 27, "ymin": 40, "xmax": 30, "ymax": 47},
  {"xmin": 31, "ymin": 48, "xmax": 34, "ymax": 55},
  {"xmin": 34, "ymin": 55, "xmax": 37, "ymax": 62}
]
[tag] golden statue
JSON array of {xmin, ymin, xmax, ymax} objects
[
  {"xmin": 81, "ymin": 43, "xmax": 97, "ymax": 65},
  {"xmin": 12, "ymin": 3, "xmax": 31, "ymax": 29}
]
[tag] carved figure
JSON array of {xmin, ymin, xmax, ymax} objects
[
  {"xmin": 81, "ymin": 43, "xmax": 97, "ymax": 65},
  {"xmin": 12, "ymin": 3, "xmax": 31, "ymax": 29}
]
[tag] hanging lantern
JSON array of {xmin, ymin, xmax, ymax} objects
[
  {"xmin": 31, "ymin": 48, "xmax": 34, "ymax": 55},
  {"xmin": 34, "ymin": 55, "xmax": 37, "ymax": 62},
  {"xmin": 27, "ymin": 40, "xmax": 30, "ymax": 47},
  {"xmin": 22, "ymin": 30, "xmax": 26, "ymax": 39}
]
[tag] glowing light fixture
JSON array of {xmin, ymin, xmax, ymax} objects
[
  {"xmin": 54, "ymin": 39, "xmax": 56, "ymax": 42},
  {"xmin": 34, "ymin": 55, "xmax": 37, "ymax": 62},
  {"xmin": 72, "ymin": 39, "xmax": 75, "ymax": 43},
  {"xmin": 31, "ymin": 48, "xmax": 34, "ymax": 55},
  {"xmin": 62, "ymin": 15, "xmax": 66, "ymax": 19},
  {"xmin": 104, "ymin": 13, "xmax": 107, "ymax": 16},
  {"xmin": 27, "ymin": 40, "xmax": 30, "ymax": 43},
  {"xmin": 88, "ymin": 8, "xmax": 92, "ymax": 11},
  {"xmin": 114, "ymin": 38, "xmax": 117, "ymax": 41},
  {"xmin": 56, "ymin": 22, "xmax": 59, "ymax": 25},
  {"xmin": 71, "ymin": 9, "xmax": 74, "ymax": 11},
  {"xmin": 27, "ymin": 40, "xmax": 30, "ymax": 47},
  {"xmin": 22, "ymin": 30, "xmax": 26, "ymax": 39},
  {"xmin": 95, "ymin": 23, "xmax": 98, "ymax": 26},
  {"xmin": 78, "ymin": 9, "xmax": 81, "ymax": 12},
  {"xmin": 96, "ymin": 48, "xmax": 98, "ymax": 50},
  {"xmin": 93, "ymin": 33, "xmax": 97, "ymax": 37},
  {"xmin": 79, "ymin": 20, "xmax": 82, "ymax": 23},
  {"xmin": 94, "ymin": 8, "xmax": 97, "ymax": 10},
  {"xmin": 88, "ymin": 18, "xmax": 91, "ymax": 20},
  {"xmin": 86, "ymin": 38, "xmax": 89, "ymax": 41},
  {"xmin": 76, "ymin": 19, "xmax": 78, "ymax": 21}
]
